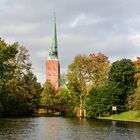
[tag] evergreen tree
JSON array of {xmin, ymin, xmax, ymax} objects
[
  {"xmin": 86, "ymin": 84, "xmax": 123, "ymax": 117},
  {"xmin": 108, "ymin": 58, "xmax": 136, "ymax": 109}
]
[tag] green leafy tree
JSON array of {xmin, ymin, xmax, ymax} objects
[
  {"xmin": 57, "ymin": 88, "xmax": 76, "ymax": 116},
  {"xmin": 86, "ymin": 84, "xmax": 123, "ymax": 118},
  {"xmin": 67, "ymin": 55, "xmax": 88, "ymax": 115},
  {"xmin": 0, "ymin": 42, "xmax": 18, "ymax": 82},
  {"xmin": 0, "ymin": 40, "xmax": 18, "ymax": 115},
  {"xmin": 57, "ymin": 88, "xmax": 73, "ymax": 105},
  {"xmin": 108, "ymin": 58, "xmax": 136, "ymax": 109},
  {"xmin": 41, "ymin": 81, "xmax": 55, "ymax": 105}
]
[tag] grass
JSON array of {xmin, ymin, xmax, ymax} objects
[{"xmin": 98, "ymin": 111, "xmax": 140, "ymax": 123}]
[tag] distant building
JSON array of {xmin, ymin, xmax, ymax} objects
[{"xmin": 46, "ymin": 15, "xmax": 60, "ymax": 89}]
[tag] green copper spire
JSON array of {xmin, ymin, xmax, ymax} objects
[{"xmin": 48, "ymin": 13, "xmax": 58, "ymax": 60}]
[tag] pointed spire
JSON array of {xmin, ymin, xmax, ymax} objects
[{"xmin": 48, "ymin": 12, "xmax": 58, "ymax": 60}]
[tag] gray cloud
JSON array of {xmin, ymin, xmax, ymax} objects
[{"xmin": 0, "ymin": 0, "xmax": 140, "ymax": 83}]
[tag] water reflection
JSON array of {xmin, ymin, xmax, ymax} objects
[{"xmin": 0, "ymin": 117, "xmax": 140, "ymax": 140}]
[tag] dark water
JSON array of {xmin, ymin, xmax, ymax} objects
[{"xmin": 0, "ymin": 117, "xmax": 140, "ymax": 140}]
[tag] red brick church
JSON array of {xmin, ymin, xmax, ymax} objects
[{"xmin": 46, "ymin": 15, "xmax": 60, "ymax": 89}]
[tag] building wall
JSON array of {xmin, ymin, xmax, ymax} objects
[{"xmin": 46, "ymin": 60, "xmax": 60, "ymax": 89}]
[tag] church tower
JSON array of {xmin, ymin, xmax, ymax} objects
[{"xmin": 46, "ymin": 14, "xmax": 60, "ymax": 89}]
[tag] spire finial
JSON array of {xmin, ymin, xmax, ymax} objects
[{"xmin": 54, "ymin": 9, "xmax": 56, "ymax": 17}]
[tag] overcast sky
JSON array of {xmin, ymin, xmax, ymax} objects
[{"xmin": 0, "ymin": 0, "xmax": 140, "ymax": 83}]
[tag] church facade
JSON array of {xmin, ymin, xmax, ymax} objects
[{"xmin": 46, "ymin": 15, "xmax": 60, "ymax": 89}]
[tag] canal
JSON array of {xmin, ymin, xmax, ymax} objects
[{"xmin": 0, "ymin": 117, "xmax": 140, "ymax": 140}]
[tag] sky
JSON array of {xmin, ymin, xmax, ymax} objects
[{"xmin": 0, "ymin": 0, "xmax": 140, "ymax": 83}]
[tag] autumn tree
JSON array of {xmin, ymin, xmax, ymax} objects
[
  {"xmin": 128, "ymin": 87, "xmax": 140, "ymax": 111},
  {"xmin": 0, "ymin": 38, "xmax": 41, "ymax": 116},
  {"xmin": 87, "ymin": 53, "xmax": 110, "ymax": 88},
  {"xmin": 67, "ymin": 55, "xmax": 89, "ymax": 116},
  {"xmin": 128, "ymin": 57, "xmax": 140, "ymax": 110},
  {"xmin": 67, "ymin": 53, "xmax": 110, "ymax": 116},
  {"xmin": 134, "ymin": 57, "xmax": 140, "ymax": 79},
  {"xmin": 6, "ymin": 72, "xmax": 41, "ymax": 116}
]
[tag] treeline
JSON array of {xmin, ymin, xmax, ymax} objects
[
  {"xmin": 42, "ymin": 53, "xmax": 140, "ymax": 117},
  {"xmin": 1, "ymin": 37, "xmax": 140, "ymax": 118},
  {"xmin": 0, "ymin": 38, "xmax": 42, "ymax": 116}
]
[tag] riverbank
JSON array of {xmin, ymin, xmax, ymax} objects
[{"xmin": 98, "ymin": 111, "xmax": 140, "ymax": 123}]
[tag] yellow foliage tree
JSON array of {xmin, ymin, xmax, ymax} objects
[{"xmin": 128, "ymin": 57, "xmax": 140, "ymax": 110}]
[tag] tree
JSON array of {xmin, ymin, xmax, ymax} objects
[
  {"xmin": 134, "ymin": 57, "xmax": 140, "ymax": 79},
  {"xmin": 67, "ymin": 53, "xmax": 110, "ymax": 117},
  {"xmin": 67, "ymin": 55, "xmax": 89, "ymax": 116},
  {"xmin": 57, "ymin": 88, "xmax": 74, "ymax": 106},
  {"xmin": 88, "ymin": 53, "xmax": 110, "ymax": 88},
  {"xmin": 0, "ymin": 38, "xmax": 7, "ymax": 50},
  {"xmin": 128, "ymin": 87, "xmax": 140, "ymax": 111},
  {"xmin": 57, "ymin": 88, "xmax": 77, "ymax": 116},
  {"xmin": 0, "ymin": 40, "xmax": 18, "ymax": 116},
  {"xmin": 108, "ymin": 58, "xmax": 136, "ymax": 109},
  {"xmin": 128, "ymin": 57, "xmax": 140, "ymax": 110},
  {"xmin": 14, "ymin": 45, "xmax": 32, "ymax": 76},
  {"xmin": 41, "ymin": 81, "xmax": 55, "ymax": 105},
  {"xmin": 0, "ymin": 38, "xmax": 42, "ymax": 116},
  {"xmin": 86, "ymin": 84, "xmax": 123, "ymax": 117},
  {"xmin": 0, "ymin": 42, "xmax": 18, "ymax": 82}
]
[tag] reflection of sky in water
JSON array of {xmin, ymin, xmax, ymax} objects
[{"xmin": 0, "ymin": 117, "xmax": 140, "ymax": 140}]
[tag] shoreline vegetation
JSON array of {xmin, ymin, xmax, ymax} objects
[
  {"xmin": 1, "ymin": 38, "xmax": 140, "ymax": 120},
  {"xmin": 98, "ymin": 111, "xmax": 140, "ymax": 123}
]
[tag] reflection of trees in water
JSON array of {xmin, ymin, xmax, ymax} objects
[
  {"xmin": 80, "ymin": 119, "xmax": 140, "ymax": 140},
  {"xmin": 66, "ymin": 118, "xmax": 114, "ymax": 140},
  {"xmin": 0, "ymin": 118, "xmax": 140, "ymax": 140},
  {"xmin": 106, "ymin": 121, "xmax": 140, "ymax": 140},
  {"xmin": 0, "ymin": 118, "xmax": 35, "ymax": 139}
]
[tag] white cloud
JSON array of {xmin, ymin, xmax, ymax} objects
[
  {"xmin": 70, "ymin": 14, "xmax": 85, "ymax": 27},
  {"xmin": 69, "ymin": 14, "xmax": 102, "ymax": 28}
]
